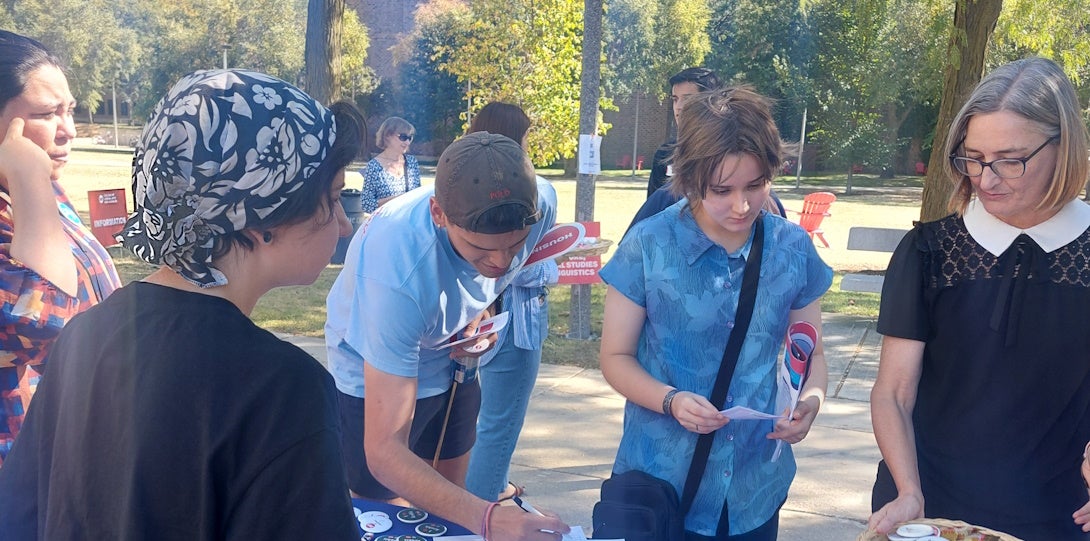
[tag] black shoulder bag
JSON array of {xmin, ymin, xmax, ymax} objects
[{"xmin": 592, "ymin": 220, "xmax": 765, "ymax": 541}]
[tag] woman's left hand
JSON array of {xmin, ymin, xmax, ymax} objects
[
  {"xmin": 1074, "ymin": 443, "xmax": 1090, "ymax": 531},
  {"xmin": 767, "ymin": 396, "xmax": 820, "ymax": 444}
]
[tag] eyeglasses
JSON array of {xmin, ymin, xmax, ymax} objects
[
  {"xmin": 397, "ymin": 133, "xmax": 414, "ymax": 142},
  {"xmin": 949, "ymin": 136, "xmax": 1057, "ymax": 179}
]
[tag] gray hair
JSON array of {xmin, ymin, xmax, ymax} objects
[{"xmin": 945, "ymin": 57, "xmax": 1089, "ymax": 213}]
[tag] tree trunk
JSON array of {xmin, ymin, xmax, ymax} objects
[
  {"xmin": 568, "ymin": 0, "xmax": 602, "ymax": 341},
  {"xmin": 304, "ymin": 0, "xmax": 345, "ymax": 105},
  {"xmin": 919, "ymin": 0, "xmax": 1002, "ymax": 222}
]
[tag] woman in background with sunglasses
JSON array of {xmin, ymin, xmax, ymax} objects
[
  {"xmin": 361, "ymin": 116, "xmax": 421, "ymax": 213},
  {"xmin": 868, "ymin": 57, "xmax": 1090, "ymax": 539}
]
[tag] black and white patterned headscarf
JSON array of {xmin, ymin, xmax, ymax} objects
[{"xmin": 119, "ymin": 69, "xmax": 336, "ymax": 287}]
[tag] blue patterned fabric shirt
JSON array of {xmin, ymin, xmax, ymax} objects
[
  {"xmin": 599, "ymin": 200, "xmax": 832, "ymax": 536},
  {"xmin": 359, "ymin": 155, "xmax": 421, "ymax": 213}
]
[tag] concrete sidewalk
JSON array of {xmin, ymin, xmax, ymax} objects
[{"xmin": 282, "ymin": 312, "xmax": 883, "ymax": 540}]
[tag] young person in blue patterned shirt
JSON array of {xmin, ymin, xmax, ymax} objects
[{"xmin": 599, "ymin": 86, "xmax": 833, "ymax": 540}]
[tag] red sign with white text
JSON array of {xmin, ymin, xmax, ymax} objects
[
  {"xmin": 557, "ymin": 221, "xmax": 603, "ymax": 285},
  {"xmin": 88, "ymin": 188, "xmax": 127, "ymax": 247},
  {"xmin": 526, "ymin": 223, "xmax": 585, "ymax": 266}
]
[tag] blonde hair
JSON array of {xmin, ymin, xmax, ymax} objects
[
  {"xmin": 669, "ymin": 86, "xmax": 792, "ymax": 203},
  {"xmin": 375, "ymin": 116, "xmax": 415, "ymax": 149},
  {"xmin": 945, "ymin": 57, "xmax": 1089, "ymax": 214}
]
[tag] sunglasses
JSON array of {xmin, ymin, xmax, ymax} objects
[{"xmin": 397, "ymin": 133, "xmax": 414, "ymax": 142}]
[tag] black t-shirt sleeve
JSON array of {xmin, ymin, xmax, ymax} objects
[
  {"xmin": 876, "ymin": 226, "xmax": 929, "ymax": 341},
  {"xmin": 225, "ymin": 427, "xmax": 358, "ymax": 541},
  {"xmin": 646, "ymin": 144, "xmax": 672, "ymax": 197}
]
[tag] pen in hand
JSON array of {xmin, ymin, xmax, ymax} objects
[
  {"xmin": 513, "ymin": 495, "xmax": 559, "ymax": 535},
  {"xmin": 512, "ymin": 496, "xmax": 544, "ymax": 516}
]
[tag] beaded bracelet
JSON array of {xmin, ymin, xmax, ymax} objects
[
  {"xmin": 662, "ymin": 388, "xmax": 680, "ymax": 418},
  {"xmin": 482, "ymin": 501, "xmax": 499, "ymax": 541}
]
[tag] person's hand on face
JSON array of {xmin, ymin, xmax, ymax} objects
[
  {"xmin": 0, "ymin": 117, "xmax": 53, "ymax": 190},
  {"xmin": 0, "ymin": 65, "xmax": 76, "ymax": 184}
]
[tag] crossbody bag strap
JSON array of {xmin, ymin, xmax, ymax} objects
[{"xmin": 679, "ymin": 217, "xmax": 765, "ymax": 516}]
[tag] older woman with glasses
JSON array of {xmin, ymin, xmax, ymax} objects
[
  {"xmin": 868, "ymin": 57, "xmax": 1090, "ymax": 539},
  {"xmin": 360, "ymin": 116, "xmax": 421, "ymax": 213}
]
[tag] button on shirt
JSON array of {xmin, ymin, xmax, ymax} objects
[{"xmin": 599, "ymin": 202, "xmax": 832, "ymax": 536}]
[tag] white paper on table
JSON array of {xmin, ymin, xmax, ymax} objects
[
  {"xmin": 720, "ymin": 405, "xmax": 784, "ymax": 421},
  {"xmin": 437, "ymin": 312, "xmax": 510, "ymax": 350},
  {"xmin": 435, "ymin": 525, "xmax": 596, "ymax": 541}
]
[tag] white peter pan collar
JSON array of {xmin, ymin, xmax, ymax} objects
[{"xmin": 964, "ymin": 198, "xmax": 1090, "ymax": 256}]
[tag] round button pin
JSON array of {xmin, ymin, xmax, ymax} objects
[
  {"xmin": 415, "ymin": 522, "xmax": 447, "ymax": 537},
  {"xmin": 396, "ymin": 508, "xmax": 428, "ymax": 524},
  {"xmin": 358, "ymin": 511, "xmax": 392, "ymax": 533}
]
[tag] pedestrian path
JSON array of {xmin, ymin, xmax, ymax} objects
[{"xmin": 281, "ymin": 312, "xmax": 884, "ymax": 541}]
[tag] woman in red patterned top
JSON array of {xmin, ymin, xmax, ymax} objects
[{"xmin": 0, "ymin": 31, "xmax": 121, "ymax": 465}]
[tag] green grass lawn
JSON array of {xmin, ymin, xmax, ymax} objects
[{"xmin": 71, "ymin": 148, "xmax": 898, "ymax": 368}]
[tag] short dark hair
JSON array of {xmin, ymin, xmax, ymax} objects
[
  {"xmin": 668, "ymin": 67, "xmax": 720, "ymax": 92},
  {"xmin": 469, "ymin": 102, "xmax": 531, "ymax": 145},
  {"xmin": 0, "ymin": 31, "xmax": 64, "ymax": 112}
]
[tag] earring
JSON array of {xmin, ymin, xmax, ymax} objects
[{"xmin": 262, "ymin": 231, "xmax": 273, "ymax": 243}]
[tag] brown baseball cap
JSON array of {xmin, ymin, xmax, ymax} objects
[{"xmin": 435, "ymin": 132, "xmax": 540, "ymax": 234}]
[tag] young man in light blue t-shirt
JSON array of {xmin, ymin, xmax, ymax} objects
[{"xmin": 324, "ymin": 132, "xmax": 568, "ymax": 540}]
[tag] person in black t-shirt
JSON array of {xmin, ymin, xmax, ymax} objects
[
  {"xmin": 645, "ymin": 67, "xmax": 721, "ymax": 198},
  {"xmin": 0, "ymin": 69, "xmax": 366, "ymax": 540}
]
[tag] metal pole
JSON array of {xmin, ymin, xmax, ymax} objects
[
  {"xmin": 630, "ymin": 92, "xmax": 639, "ymax": 177},
  {"xmin": 112, "ymin": 78, "xmax": 119, "ymax": 149},
  {"xmin": 222, "ymin": 45, "xmax": 228, "ymax": 70},
  {"xmin": 795, "ymin": 107, "xmax": 807, "ymax": 188}
]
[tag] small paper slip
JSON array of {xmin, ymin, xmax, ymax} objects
[
  {"xmin": 435, "ymin": 525, "xmax": 593, "ymax": 541},
  {"xmin": 437, "ymin": 312, "xmax": 510, "ymax": 350},
  {"xmin": 721, "ymin": 405, "xmax": 784, "ymax": 421}
]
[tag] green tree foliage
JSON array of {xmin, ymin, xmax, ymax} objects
[
  {"xmin": 437, "ymin": 0, "xmax": 609, "ymax": 165},
  {"xmin": 706, "ymin": 0, "xmax": 816, "ymax": 139},
  {"xmin": 10, "ymin": 0, "xmax": 139, "ymax": 117},
  {"xmin": 391, "ymin": 0, "xmax": 473, "ymax": 146},
  {"xmin": 10, "ymin": 0, "xmax": 371, "ymax": 121},
  {"xmin": 603, "ymin": 0, "xmax": 712, "ymax": 98},
  {"xmin": 0, "ymin": 4, "xmax": 14, "ymax": 29},
  {"xmin": 340, "ymin": 8, "xmax": 376, "ymax": 100},
  {"xmin": 807, "ymin": 0, "xmax": 887, "ymax": 181},
  {"xmin": 991, "ymin": 0, "xmax": 1090, "ymax": 87}
]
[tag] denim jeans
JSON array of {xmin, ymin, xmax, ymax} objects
[{"xmin": 465, "ymin": 334, "xmax": 543, "ymax": 500}]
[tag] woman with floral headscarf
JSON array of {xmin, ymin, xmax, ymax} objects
[{"xmin": 0, "ymin": 69, "xmax": 364, "ymax": 540}]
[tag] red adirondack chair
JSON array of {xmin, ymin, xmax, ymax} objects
[{"xmin": 789, "ymin": 192, "xmax": 836, "ymax": 248}]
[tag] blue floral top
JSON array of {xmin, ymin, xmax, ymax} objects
[
  {"xmin": 360, "ymin": 155, "xmax": 421, "ymax": 213},
  {"xmin": 599, "ymin": 200, "xmax": 832, "ymax": 536}
]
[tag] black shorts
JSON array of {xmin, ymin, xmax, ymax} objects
[{"xmin": 337, "ymin": 380, "xmax": 481, "ymax": 500}]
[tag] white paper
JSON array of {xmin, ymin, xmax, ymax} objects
[
  {"xmin": 437, "ymin": 312, "xmax": 510, "ymax": 350},
  {"xmin": 435, "ymin": 525, "xmax": 595, "ymax": 541},
  {"xmin": 577, "ymin": 134, "xmax": 601, "ymax": 175},
  {"xmin": 720, "ymin": 405, "xmax": 784, "ymax": 421}
]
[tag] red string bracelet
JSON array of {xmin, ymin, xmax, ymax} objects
[{"xmin": 482, "ymin": 501, "xmax": 499, "ymax": 540}]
